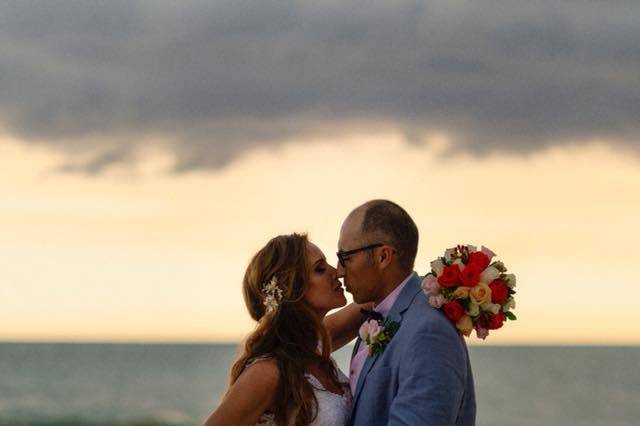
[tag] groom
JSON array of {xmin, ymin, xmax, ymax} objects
[{"xmin": 337, "ymin": 200, "xmax": 476, "ymax": 425}]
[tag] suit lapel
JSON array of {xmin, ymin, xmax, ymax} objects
[
  {"xmin": 352, "ymin": 340, "xmax": 379, "ymax": 398},
  {"xmin": 349, "ymin": 273, "xmax": 422, "ymax": 421},
  {"xmin": 351, "ymin": 337, "xmax": 362, "ymax": 360},
  {"xmin": 384, "ymin": 272, "xmax": 421, "ymax": 325}
]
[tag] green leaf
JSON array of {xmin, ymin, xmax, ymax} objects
[
  {"xmin": 504, "ymin": 311, "xmax": 517, "ymax": 321},
  {"xmin": 385, "ymin": 320, "xmax": 401, "ymax": 336},
  {"xmin": 459, "ymin": 298, "xmax": 470, "ymax": 310}
]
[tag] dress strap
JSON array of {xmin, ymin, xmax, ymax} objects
[{"xmin": 245, "ymin": 354, "xmax": 274, "ymax": 367}]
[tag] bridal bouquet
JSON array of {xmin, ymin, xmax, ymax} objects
[{"xmin": 421, "ymin": 245, "xmax": 516, "ymax": 340}]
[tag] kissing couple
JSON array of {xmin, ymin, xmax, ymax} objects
[{"xmin": 203, "ymin": 200, "xmax": 476, "ymax": 426}]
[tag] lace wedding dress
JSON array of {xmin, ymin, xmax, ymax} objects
[{"xmin": 252, "ymin": 358, "xmax": 352, "ymax": 426}]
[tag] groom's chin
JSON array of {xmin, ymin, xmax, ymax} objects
[{"xmin": 350, "ymin": 293, "xmax": 365, "ymax": 304}]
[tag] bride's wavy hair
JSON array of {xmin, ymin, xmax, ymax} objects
[{"xmin": 229, "ymin": 233, "xmax": 343, "ymax": 426}]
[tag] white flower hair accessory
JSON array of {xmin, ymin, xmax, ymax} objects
[{"xmin": 262, "ymin": 276, "xmax": 283, "ymax": 314}]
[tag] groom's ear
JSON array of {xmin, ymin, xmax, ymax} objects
[{"xmin": 377, "ymin": 245, "xmax": 394, "ymax": 269}]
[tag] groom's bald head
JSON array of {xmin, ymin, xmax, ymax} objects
[{"xmin": 345, "ymin": 199, "xmax": 419, "ymax": 271}]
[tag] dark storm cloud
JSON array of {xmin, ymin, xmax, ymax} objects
[{"xmin": 1, "ymin": 0, "xmax": 639, "ymax": 172}]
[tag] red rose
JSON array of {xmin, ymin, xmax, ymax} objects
[
  {"xmin": 443, "ymin": 300, "xmax": 465, "ymax": 322},
  {"xmin": 438, "ymin": 264, "xmax": 461, "ymax": 288},
  {"xmin": 460, "ymin": 264, "xmax": 481, "ymax": 287},
  {"xmin": 489, "ymin": 280, "xmax": 509, "ymax": 304},
  {"xmin": 467, "ymin": 251, "xmax": 490, "ymax": 271},
  {"xmin": 487, "ymin": 312, "xmax": 505, "ymax": 330}
]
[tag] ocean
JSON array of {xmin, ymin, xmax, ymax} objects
[{"xmin": 0, "ymin": 343, "xmax": 638, "ymax": 426}]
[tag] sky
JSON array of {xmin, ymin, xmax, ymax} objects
[{"xmin": 1, "ymin": 1, "xmax": 639, "ymax": 344}]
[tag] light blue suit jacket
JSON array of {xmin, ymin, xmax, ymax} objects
[{"xmin": 349, "ymin": 272, "xmax": 476, "ymax": 425}]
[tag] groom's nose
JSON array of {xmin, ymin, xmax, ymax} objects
[{"xmin": 336, "ymin": 261, "xmax": 345, "ymax": 278}]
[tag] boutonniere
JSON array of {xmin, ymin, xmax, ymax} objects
[{"xmin": 359, "ymin": 318, "xmax": 401, "ymax": 356}]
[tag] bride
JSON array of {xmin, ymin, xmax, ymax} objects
[{"xmin": 202, "ymin": 233, "xmax": 368, "ymax": 426}]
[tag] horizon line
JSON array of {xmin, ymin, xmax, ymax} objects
[{"xmin": 1, "ymin": 339, "xmax": 638, "ymax": 347}]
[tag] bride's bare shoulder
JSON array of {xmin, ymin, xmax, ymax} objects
[
  {"xmin": 201, "ymin": 357, "xmax": 279, "ymax": 426},
  {"xmin": 238, "ymin": 357, "xmax": 280, "ymax": 389}
]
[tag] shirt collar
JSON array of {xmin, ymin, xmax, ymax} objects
[{"xmin": 373, "ymin": 271, "xmax": 416, "ymax": 318}]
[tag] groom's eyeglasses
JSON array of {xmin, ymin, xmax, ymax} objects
[{"xmin": 336, "ymin": 243, "xmax": 384, "ymax": 267}]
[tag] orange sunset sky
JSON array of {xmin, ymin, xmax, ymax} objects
[{"xmin": 2, "ymin": 131, "xmax": 639, "ymax": 344}]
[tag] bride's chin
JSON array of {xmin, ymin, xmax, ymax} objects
[{"xmin": 333, "ymin": 296, "xmax": 347, "ymax": 308}]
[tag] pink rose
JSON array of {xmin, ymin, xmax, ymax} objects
[
  {"xmin": 428, "ymin": 294, "xmax": 446, "ymax": 308},
  {"xmin": 475, "ymin": 327, "xmax": 489, "ymax": 340},
  {"xmin": 359, "ymin": 319, "xmax": 383, "ymax": 341},
  {"xmin": 421, "ymin": 274, "xmax": 440, "ymax": 294}
]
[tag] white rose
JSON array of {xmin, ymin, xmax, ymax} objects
[
  {"xmin": 428, "ymin": 294, "xmax": 446, "ymax": 309},
  {"xmin": 369, "ymin": 324, "xmax": 383, "ymax": 340},
  {"xmin": 505, "ymin": 274, "xmax": 517, "ymax": 288},
  {"xmin": 469, "ymin": 283, "xmax": 492, "ymax": 305},
  {"xmin": 467, "ymin": 303, "xmax": 480, "ymax": 317},
  {"xmin": 456, "ymin": 315, "xmax": 474, "ymax": 336},
  {"xmin": 466, "ymin": 245, "xmax": 477, "ymax": 252},
  {"xmin": 444, "ymin": 248, "xmax": 456, "ymax": 263},
  {"xmin": 481, "ymin": 302, "xmax": 501, "ymax": 314},
  {"xmin": 503, "ymin": 297, "xmax": 516, "ymax": 311},
  {"xmin": 453, "ymin": 287, "xmax": 471, "ymax": 299},
  {"xmin": 480, "ymin": 266, "xmax": 500, "ymax": 283},
  {"xmin": 430, "ymin": 259, "xmax": 445, "ymax": 276},
  {"xmin": 481, "ymin": 246, "xmax": 496, "ymax": 259}
]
